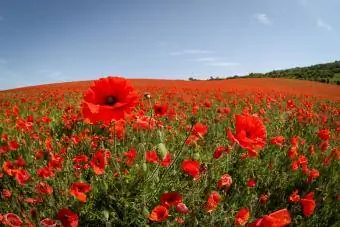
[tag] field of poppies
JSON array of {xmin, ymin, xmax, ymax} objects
[{"xmin": 0, "ymin": 76, "xmax": 339, "ymax": 226}]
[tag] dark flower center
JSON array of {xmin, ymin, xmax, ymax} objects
[{"xmin": 106, "ymin": 96, "xmax": 117, "ymax": 106}]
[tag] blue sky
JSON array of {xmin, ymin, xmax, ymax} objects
[{"xmin": 0, "ymin": 0, "xmax": 339, "ymax": 90}]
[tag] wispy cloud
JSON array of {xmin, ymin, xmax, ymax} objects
[
  {"xmin": 205, "ymin": 62, "xmax": 240, "ymax": 67},
  {"xmin": 191, "ymin": 57, "xmax": 217, "ymax": 62},
  {"xmin": 253, "ymin": 13, "xmax": 272, "ymax": 25},
  {"xmin": 170, "ymin": 49, "xmax": 215, "ymax": 56},
  {"xmin": 190, "ymin": 57, "xmax": 239, "ymax": 67},
  {"xmin": 317, "ymin": 18, "xmax": 333, "ymax": 31}
]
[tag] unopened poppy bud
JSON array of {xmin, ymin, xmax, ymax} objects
[
  {"xmin": 189, "ymin": 116, "xmax": 197, "ymax": 125},
  {"xmin": 144, "ymin": 92, "xmax": 151, "ymax": 99}
]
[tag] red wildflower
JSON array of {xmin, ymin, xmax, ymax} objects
[
  {"xmin": 37, "ymin": 166, "xmax": 55, "ymax": 179},
  {"xmin": 2, "ymin": 213, "xmax": 23, "ymax": 227},
  {"xmin": 90, "ymin": 150, "xmax": 107, "ymax": 175},
  {"xmin": 319, "ymin": 140, "xmax": 329, "ymax": 152},
  {"xmin": 288, "ymin": 146, "xmax": 298, "ymax": 159},
  {"xmin": 148, "ymin": 205, "xmax": 169, "ymax": 222},
  {"xmin": 181, "ymin": 159, "xmax": 200, "ymax": 179},
  {"xmin": 8, "ymin": 141, "xmax": 19, "ymax": 151},
  {"xmin": 1, "ymin": 189, "xmax": 12, "ymax": 199},
  {"xmin": 153, "ymin": 103, "xmax": 168, "ymax": 116},
  {"xmin": 146, "ymin": 151, "xmax": 159, "ymax": 164},
  {"xmin": 69, "ymin": 182, "xmax": 92, "ymax": 203},
  {"xmin": 270, "ymin": 136, "xmax": 285, "ymax": 147},
  {"xmin": 192, "ymin": 122, "xmax": 208, "ymax": 137},
  {"xmin": 204, "ymin": 191, "xmax": 221, "ymax": 213},
  {"xmin": 213, "ymin": 146, "xmax": 230, "ymax": 159},
  {"xmin": 57, "ymin": 208, "xmax": 78, "ymax": 227},
  {"xmin": 40, "ymin": 218, "xmax": 57, "ymax": 227},
  {"xmin": 248, "ymin": 208, "xmax": 291, "ymax": 227},
  {"xmin": 217, "ymin": 173, "xmax": 232, "ymax": 190},
  {"xmin": 35, "ymin": 182, "xmax": 53, "ymax": 195},
  {"xmin": 318, "ymin": 129, "xmax": 330, "ymax": 140},
  {"xmin": 227, "ymin": 114, "xmax": 266, "ymax": 157},
  {"xmin": 300, "ymin": 192, "xmax": 316, "ymax": 217},
  {"xmin": 160, "ymin": 192, "xmax": 182, "ymax": 208},
  {"xmin": 247, "ymin": 178, "xmax": 256, "ymax": 188},
  {"xmin": 14, "ymin": 169, "xmax": 30, "ymax": 185},
  {"xmin": 289, "ymin": 190, "xmax": 300, "ymax": 203},
  {"xmin": 82, "ymin": 76, "xmax": 138, "ymax": 123},
  {"xmin": 307, "ymin": 169, "xmax": 319, "ymax": 184},
  {"xmin": 234, "ymin": 208, "xmax": 250, "ymax": 226},
  {"xmin": 123, "ymin": 148, "xmax": 137, "ymax": 166},
  {"xmin": 160, "ymin": 152, "xmax": 171, "ymax": 167}
]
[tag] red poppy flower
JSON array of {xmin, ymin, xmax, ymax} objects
[
  {"xmin": 217, "ymin": 173, "xmax": 233, "ymax": 190},
  {"xmin": 82, "ymin": 76, "xmax": 138, "ymax": 123},
  {"xmin": 160, "ymin": 192, "xmax": 182, "ymax": 208},
  {"xmin": 1, "ymin": 189, "xmax": 12, "ymax": 199},
  {"xmin": 300, "ymin": 192, "xmax": 316, "ymax": 217},
  {"xmin": 133, "ymin": 116, "xmax": 158, "ymax": 130},
  {"xmin": 318, "ymin": 129, "xmax": 330, "ymax": 140},
  {"xmin": 69, "ymin": 182, "xmax": 92, "ymax": 203},
  {"xmin": 148, "ymin": 205, "xmax": 169, "ymax": 222},
  {"xmin": 247, "ymin": 178, "xmax": 256, "ymax": 188},
  {"xmin": 160, "ymin": 152, "xmax": 171, "ymax": 167},
  {"xmin": 227, "ymin": 114, "xmax": 266, "ymax": 157},
  {"xmin": 153, "ymin": 103, "xmax": 168, "ymax": 117},
  {"xmin": 146, "ymin": 151, "xmax": 159, "ymax": 164},
  {"xmin": 234, "ymin": 208, "xmax": 250, "ymax": 226},
  {"xmin": 8, "ymin": 141, "xmax": 19, "ymax": 151},
  {"xmin": 307, "ymin": 169, "xmax": 319, "ymax": 184},
  {"xmin": 14, "ymin": 169, "xmax": 30, "ymax": 185},
  {"xmin": 249, "ymin": 208, "xmax": 291, "ymax": 227},
  {"xmin": 270, "ymin": 136, "xmax": 285, "ymax": 147},
  {"xmin": 213, "ymin": 146, "xmax": 230, "ymax": 159},
  {"xmin": 35, "ymin": 182, "xmax": 53, "ymax": 195},
  {"xmin": 181, "ymin": 159, "xmax": 200, "ymax": 179},
  {"xmin": 37, "ymin": 166, "xmax": 55, "ymax": 179},
  {"xmin": 57, "ymin": 208, "xmax": 78, "ymax": 227},
  {"xmin": 2, "ymin": 213, "xmax": 23, "ymax": 227},
  {"xmin": 192, "ymin": 122, "xmax": 208, "ymax": 137},
  {"xmin": 40, "ymin": 218, "xmax": 57, "ymax": 227},
  {"xmin": 204, "ymin": 191, "xmax": 221, "ymax": 213},
  {"xmin": 288, "ymin": 190, "xmax": 300, "ymax": 203},
  {"xmin": 90, "ymin": 150, "xmax": 107, "ymax": 175},
  {"xmin": 123, "ymin": 148, "xmax": 137, "ymax": 167}
]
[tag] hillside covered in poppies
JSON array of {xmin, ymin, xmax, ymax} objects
[{"xmin": 0, "ymin": 77, "xmax": 339, "ymax": 226}]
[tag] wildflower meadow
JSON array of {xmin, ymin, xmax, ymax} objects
[{"xmin": 0, "ymin": 76, "xmax": 339, "ymax": 226}]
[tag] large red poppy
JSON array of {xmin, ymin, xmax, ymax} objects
[
  {"xmin": 82, "ymin": 76, "xmax": 138, "ymax": 123},
  {"xmin": 69, "ymin": 182, "xmax": 92, "ymax": 203},
  {"xmin": 2, "ymin": 213, "xmax": 23, "ymax": 227},
  {"xmin": 90, "ymin": 151, "xmax": 107, "ymax": 175},
  {"xmin": 227, "ymin": 114, "xmax": 267, "ymax": 157},
  {"xmin": 234, "ymin": 208, "xmax": 250, "ymax": 226},
  {"xmin": 248, "ymin": 208, "xmax": 291, "ymax": 227},
  {"xmin": 181, "ymin": 159, "xmax": 200, "ymax": 179},
  {"xmin": 148, "ymin": 205, "xmax": 169, "ymax": 222},
  {"xmin": 160, "ymin": 192, "xmax": 182, "ymax": 208},
  {"xmin": 300, "ymin": 192, "xmax": 316, "ymax": 217},
  {"xmin": 57, "ymin": 208, "xmax": 78, "ymax": 227}
]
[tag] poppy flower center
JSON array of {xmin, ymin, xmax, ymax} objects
[{"xmin": 106, "ymin": 96, "xmax": 117, "ymax": 106}]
